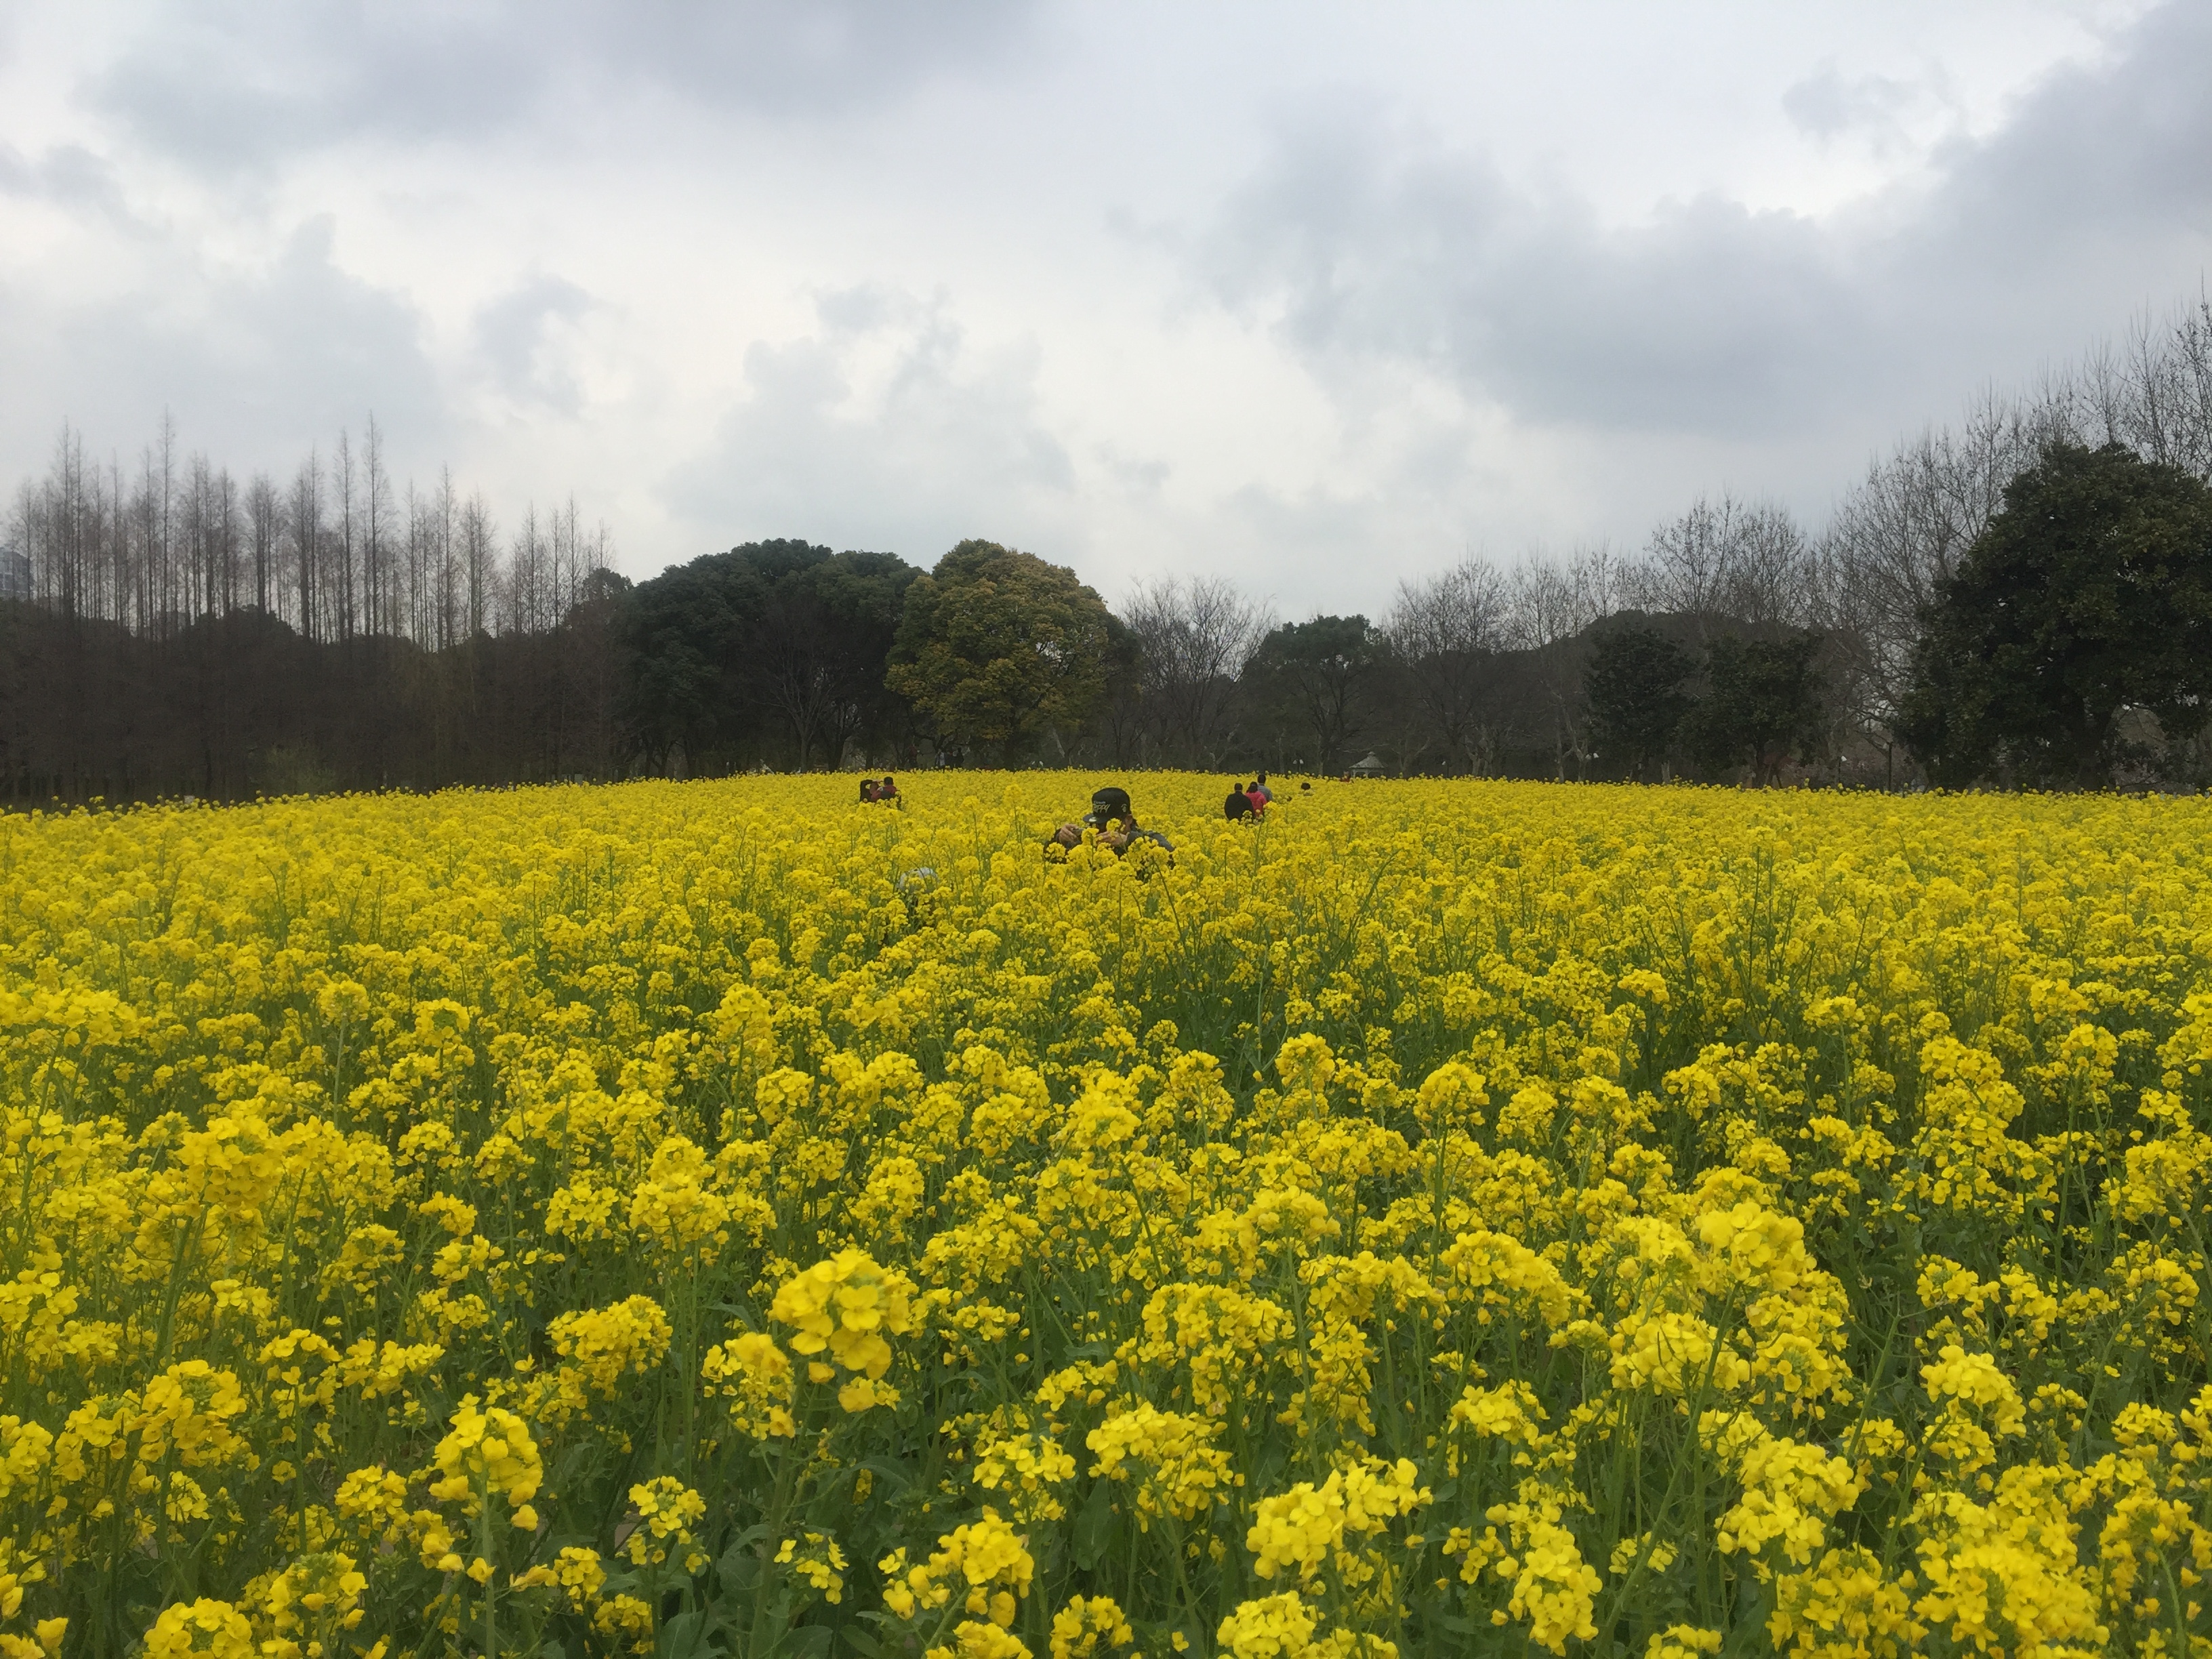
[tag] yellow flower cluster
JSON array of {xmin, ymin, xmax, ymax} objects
[
  {"xmin": 428, "ymin": 1399, "xmax": 544, "ymax": 1525},
  {"xmin": 880, "ymin": 1509, "xmax": 1036, "ymax": 1630},
  {"xmin": 1084, "ymin": 1400, "xmax": 1244, "ymax": 1528},
  {"xmin": 1244, "ymin": 1458, "xmax": 1428, "ymax": 1584},
  {"xmin": 771, "ymin": 1244, "xmax": 918, "ymax": 1412},
  {"xmin": 1049, "ymin": 1595, "xmax": 1133, "ymax": 1659},
  {"xmin": 8, "ymin": 772, "xmax": 2212, "ymax": 1657}
]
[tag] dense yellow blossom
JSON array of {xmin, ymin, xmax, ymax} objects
[{"xmin": 5, "ymin": 773, "xmax": 2212, "ymax": 1656}]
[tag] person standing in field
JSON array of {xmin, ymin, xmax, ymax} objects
[
  {"xmin": 1251, "ymin": 771, "xmax": 1273, "ymax": 806},
  {"xmin": 1225, "ymin": 781, "xmax": 1255, "ymax": 821}
]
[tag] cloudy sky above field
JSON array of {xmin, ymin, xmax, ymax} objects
[{"xmin": 1, "ymin": 0, "xmax": 2207, "ymax": 611}]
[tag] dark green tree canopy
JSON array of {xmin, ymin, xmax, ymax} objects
[
  {"xmin": 1682, "ymin": 632, "xmax": 1826, "ymax": 784},
  {"xmin": 754, "ymin": 548, "xmax": 917, "ymax": 767},
  {"xmin": 1585, "ymin": 623, "xmax": 1694, "ymax": 781},
  {"xmin": 619, "ymin": 542, "xmax": 779, "ymax": 768},
  {"xmin": 886, "ymin": 540, "xmax": 1114, "ymax": 759},
  {"xmin": 621, "ymin": 539, "xmax": 916, "ymax": 769},
  {"xmin": 1900, "ymin": 443, "xmax": 2212, "ymax": 788}
]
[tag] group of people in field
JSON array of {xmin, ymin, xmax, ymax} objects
[
  {"xmin": 1223, "ymin": 771, "xmax": 1273, "ymax": 820},
  {"xmin": 863, "ymin": 769, "xmax": 1302, "ymax": 868},
  {"xmin": 1036, "ymin": 771, "xmax": 1303, "ymax": 866}
]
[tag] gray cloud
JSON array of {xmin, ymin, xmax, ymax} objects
[
  {"xmin": 0, "ymin": 140, "xmax": 135, "ymax": 223},
  {"xmin": 88, "ymin": 0, "xmax": 1043, "ymax": 175},
  {"xmin": 1193, "ymin": 120, "xmax": 1855, "ymax": 436},
  {"xmin": 1782, "ymin": 63, "xmax": 1929, "ymax": 143},
  {"xmin": 597, "ymin": 3, "xmax": 1041, "ymax": 115},
  {"xmin": 0, "ymin": 214, "xmax": 445, "ymax": 481},
  {"xmin": 1188, "ymin": 2, "xmax": 2212, "ymax": 445},
  {"xmin": 474, "ymin": 275, "xmax": 596, "ymax": 413},
  {"xmin": 664, "ymin": 291, "xmax": 1073, "ymax": 563},
  {"xmin": 89, "ymin": 9, "xmax": 538, "ymax": 174}
]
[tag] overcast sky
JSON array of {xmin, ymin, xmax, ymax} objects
[{"xmin": 3, "ymin": 1, "xmax": 2206, "ymax": 613}]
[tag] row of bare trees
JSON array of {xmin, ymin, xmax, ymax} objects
[
  {"xmin": 0, "ymin": 419, "xmax": 628, "ymax": 802},
  {"xmin": 8, "ymin": 417, "xmax": 611, "ymax": 649}
]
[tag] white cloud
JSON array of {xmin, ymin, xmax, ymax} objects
[
  {"xmin": 663, "ymin": 291, "xmax": 1076, "ymax": 562},
  {"xmin": 1189, "ymin": 1, "xmax": 2211, "ymax": 445},
  {"xmin": 474, "ymin": 276, "xmax": 598, "ymax": 415},
  {"xmin": 0, "ymin": 199, "xmax": 445, "ymax": 481}
]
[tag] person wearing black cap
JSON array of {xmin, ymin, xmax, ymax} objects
[
  {"xmin": 1048, "ymin": 785, "xmax": 1173, "ymax": 859},
  {"xmin": 1087, "ymin": 785, "xmax": 1133, "ymax": 831}
]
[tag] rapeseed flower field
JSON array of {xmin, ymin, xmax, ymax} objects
[{"xmin": 5, "ymin": 773, "xmax": 2212, "ymax": 1659}]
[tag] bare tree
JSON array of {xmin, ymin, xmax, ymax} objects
[
  {"xmin": 247, "ymin": 474, "xmax": 279, "ymax": 615},
  {"xmin": 334, "ymin": 429, "xmax": 357, "ymax": 640},
  {"xmin": 402, "ymin": 480, "xmax": 426, "ymax": 644},
  {"xmin": 1, "ymin": 411, "xmax": 632, "ymax": 802},
  {"xmin": 553, "ymin": 497, "xmax": 586, "ymax": 624},
  {"xmin": 434, "ymin": 466, "xmax": 459, "ymax": 651},
  {"xmin": 142, "ymin": 411, "xmax": 177, "ymax": 637},
  {"xmin": 1382, "ymin": 556, "xmax": 1509, "ymax": 773},
  {"xmin": 1821, "ymin": 387, "xmax": 2070, "ymax": 729},
  {"xmin": 214, "ymin": 466, "xmax": 239, "ymax": 615},
  {"xmin": 462, "ymin": 493, "xmax": 497, "ymax": 640},
  {"xmin": 508, "ymin": 504, "xmax": 547, "ymax": 636},
  {"xmin": 1631, "ymin": 493, "xmax": 1813, "ymax": 641},
  {"xmin": 1504, "ymin": 546, "xmax": 1623, "ymax": 778},
  {"xmin": 363, "ymin": 415, "xmax": 391, "ymax": 636},
  {"xmin": 289, "ymin": 449, "xmax": 321, "ymax": 640},
  {"xmin": 183, "ymin": 453, "xmax": 211, "ymax": 622},
  {"xmin": 1120, "ymin": 575, "xmax": 1273, "ymax": 766},
  {"xmin": 130, "ymin": 441, "xmax": 161, "ymax": 635},
  {"xmin": 2072, "ymin": 291, "xmax": 2212, "ymax": 481}
]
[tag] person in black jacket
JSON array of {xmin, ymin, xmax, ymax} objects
[
  {"xmin": 1225, "ymin": 781, "xmax": 1254, "ymax": 821},
  {"xmin": 1048, "ymin": 785, "xmax": 1174, "ymax": 859}
]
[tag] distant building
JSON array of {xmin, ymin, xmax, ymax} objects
[{"xmin": 0, "ymin": 544, "xmax": 29, "ymax": 601}]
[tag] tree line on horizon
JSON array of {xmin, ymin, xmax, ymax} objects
[{"xmin": 5, "ymin": 291, "xmax": 2211, "ymax": 803}]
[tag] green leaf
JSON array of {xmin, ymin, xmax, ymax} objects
[
  {"xmin": 841, "ymin": 1625, "xmax": 882, "ymax": 1659},
  {"xmin": 1072, "ymin": 1479, "xmax": 1116, "ymax": 1571},
  {"xmin": 720, "ymin": 1540, "xmax": 764, "ymax": 1596},
  {"xmin": 857, "ymin": 1456, "xmax": 918, "ymax": 1499},
  {"xmin": 659, "ymin": 1610, "xmax": 718, "ymax": 1659}
]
